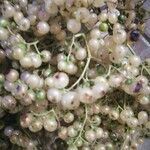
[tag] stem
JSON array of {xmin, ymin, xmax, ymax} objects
[
  {"xmin": 27, "ymin": 41, "xmax": 39, "ymax": 46},
  {"xmin": 26, "ymin": 41, "xmax": 40, "ymax": 54},
  {"xmin": 7, "ymin": 26, "xmax": 15, "ymax": 35},
  {"xmin": 73, "ymin": 105, "xmax": 88, "ymax": 144},
  {"xmin": 68, "ymin": 57, "xmax": 91, "ymax": 90},
  {"xmin": 121, "ymin": 134, "xmax": 130, "ymax": 150},
  {"xmin": 85, "ymin": 71, "xmax": 89, "ymax": 81},
  {"xmin": 51, "ymin": 109, "xmax": 59, "ymax": 121},
  {"xmin": 117, "ymin": 105, "xmax": 124, "ymax": 111},
  {"xmin": 31, "ymin": 110, "xmax": 53, "ymax": 117},
  {"xmin": 141, "ymin": 66, "xmax": 144, "ymax": 75},
  {"xmin": 142, "ymin": 65, "xmax": 150, "ymax": 75},
  {"xmin": 123, "ymin": 93, "xmax": 127, "ymax": 109},
  {"xmin": 80, "ymin": 137, "xmax": 87, "ymax": 143},
  {"xmin": 7, "ymin": 26, "xmax": 40, "ymax": 54},
  {"xmin": 8, "ymin": 25, "xmax": 41, "ymax": 55},
  {"xmin": 105, "ymin": 65, "xmax": 112, "ymax": 77},
  {"xmin": 7, "ymin": 26, "xmax": 26, "ymax": 44},
  {"xmin": 67, "ymin": 34, "xmax": 91, "ymax": 91},
  {"xmin": 112, "ymin": 66, "xmax": 130, "ymax": 79},
  {"xmin": 33, "ymin": 43, "xmax": 41, "ymax": 54},
  {"xmin": 31, "ymin": 108, "xmax": 58, "ymax": 120},
  {"xmin": 127, "ymin": 43, "xmax": 136, "ymax": 55},
  {"xmin": 67, "ymin": 35, "xmax": 75, "ymax": 60}
]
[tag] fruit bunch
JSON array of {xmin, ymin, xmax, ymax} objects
[{"xmin": 0, "ymin": 0, "xmax": 149, "ymax": 150}]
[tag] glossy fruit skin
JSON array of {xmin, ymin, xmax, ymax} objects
[
  {"xmin": 130, "ymin": 30, "xmax": 140, "ymax": 41},
  {"xmin": 99, "ymin": 22, "xmax": 109, "ymax": 32},
  {"xmin": 36, "ymin": 90, "xmax": 46, "ymax": 100},
  {"xmin": 118, "ymin": 15, "xmax": 126, "ymax": 23},
  {"xmin": 0, "ymin": 18, "xmax": 9, "ymax": 27},
  {"xmin": 125, "ymin": 79, "xmax": 133, "ymax": 85},
  {"xmin": 0, "ymin": 1, "xmax": 149, "ymax": 150}
]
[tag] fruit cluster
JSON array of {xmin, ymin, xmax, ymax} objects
[{"xmin": 0, "ymin": 0, "xmax": 149, "ymax": 150}]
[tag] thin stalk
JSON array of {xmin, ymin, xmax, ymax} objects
[
  {"xmin": 105, "ymin": 65, "xmax": 112, "ymax": 77},
  {"xmin": 127, "ymin": 43, "xmax": 136, "ymax": 55},
  {"xmin": 67, "ymin": 35, "xmax": 75, "ymax": 61},
  {"xmin": 31, "ymin": 108, "xmax": 58, "ymax": 120},
  {"xmin": 67, "ymin": 33, "xmax": 91, "ymax": 91},
  {"xmin": 73, "ymin": 105, "xmax": 88, "ymax": 144},
  {"xmin": 142, "ymin": 65, "xmax": 150, "ymax": 75}
]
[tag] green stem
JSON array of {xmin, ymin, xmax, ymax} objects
[
  {"xmin": 67, "ymin": 35, "xmax": 75, "ymax": 61},
  {"xmin": 31, "ymin": 109, "xmax": 58, "ymax": 121},
  {"xmin": 7, "ymin": 26, "xmax": 15, "ymax": 35},
  {"xmin": 127, "ymin": 43, "xmax": 136, "ymax": 55},
  {"xmin": 120, "ymin": 133, "xmax": 130, "ymax": 150},
  {"xmin": 112, "ymin": 65, "xmax": 130, "ymax": 79},
  {"xmin": 73, "ymin": 105, "xmax": 88, "ymax": 144},
  {"xmin": 68, "ymin": 57, "xmax": 91, "ymax": 91},
  {"xmin": 105, "ymin": 65, "xmax": 112, "ymax": 77},
  {"xmin": 142, "ymin": 65, "xmax": 150, "ymax": 75},
  {"xmin": 26, "ymin": 41, "xmax": 40, "ymax": 55},
  {"xmin": 67, "ymin": 33, "xmax": 91, "ymax": 91},
  {"xmin": 33, "ymin": 43, "xmax": 41, "ymax": 54}
]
